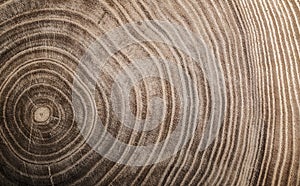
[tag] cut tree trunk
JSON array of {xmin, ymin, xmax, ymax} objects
[{"xmin": 0, "ymin": 0, "xmax": 299, "ymax": 185}]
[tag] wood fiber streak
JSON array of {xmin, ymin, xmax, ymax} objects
[{"xmin": 0, "ymin": 0, "xmax": 299, "ymax": 186}]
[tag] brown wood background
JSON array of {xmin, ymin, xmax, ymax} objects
[{"xmin": 0, "ymin": 0, "xmax": 299, "ymax": 185}]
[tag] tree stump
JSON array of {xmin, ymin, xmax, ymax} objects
[{"xmin": 0, "ymin": 0, "xmax": 299, "ymax": 185}]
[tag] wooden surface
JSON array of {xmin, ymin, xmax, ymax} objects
[{"xmin": 0, "ymin": 0, "xmax": 300, "ymax": 185}]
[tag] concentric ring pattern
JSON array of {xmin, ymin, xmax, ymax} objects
[{"xmin": 0, "ymin": 0, "xmax": 299, "ymax": 186}]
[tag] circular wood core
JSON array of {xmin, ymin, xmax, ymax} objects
[{"xmin": 33, "ymin": 106, "xmax": 51, "ymax": 123}]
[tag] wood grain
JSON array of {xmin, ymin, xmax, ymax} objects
[{"xmin": 0, "ymin": 0, "xmax": 299, "ymax": 185}]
